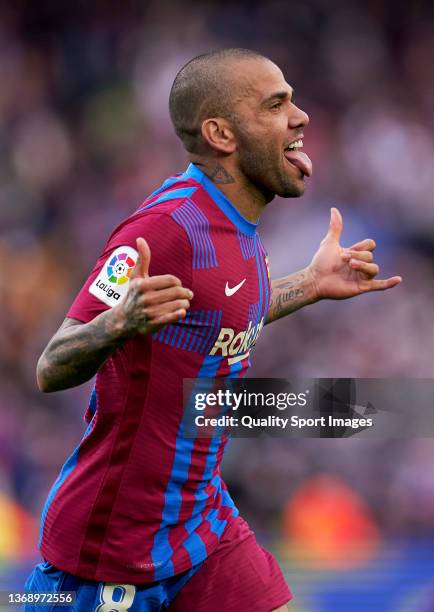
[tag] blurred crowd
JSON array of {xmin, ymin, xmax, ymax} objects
[{"xmin": 1, "ymin": 0, "xmax": 434, "ymax": 543}]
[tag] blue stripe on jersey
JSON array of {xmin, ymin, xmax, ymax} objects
[
  {"xmin": 193, "ymin": 471, "xmax": 220, "ymax": 505},
  {"xmin": 180, "ymin": 533, "xmax": 208, "ymax": 568},
  {"xmin": 175, "ymin": 323, "xmax": 188, "ymax": 349},
  {"xmin": 256, "ymin": 239, "xmax": 270, "ymax": 320},
  {"xmin": 188, "ymin": 310, "xmax": 208, "ymax": 353},
  {"xmin": 221, "ymin": 487, "xmax": 239, "ymax": 517},
  {"xmin": 180, "ymin": 378, "xmax": 239, "ymax": 566},
  {"xmin": 129, "ymin": 176, "xmax": 183, "ymax": 217},
  {"xmin": 202, "ymin": 310, "xmax": 223, "ymax": 354},
  {"xmin": 181, "ymin": 432, "xmax": 232, "ymax": 566},
  {"xmin": 140, "ymin": 175, "xmax": 182, "ymax": 203},
  {"xmin": 162, "ymin": 321, "xmax": 176, "ymax": 345},
  {"xmin": 181, "ymin": 310, "xmax": 202, "ymax": 350},
  {"xmin": 183, "ymin": 164, "xmax": 257, "ymax": 237},
  {"xmin": 201, "ymin": 310, "xmax": 222, "ymax": 354},
  {"xmin": 228, "ymin": 358, "xmax": 244, "ymax": 377},
  {"xmin": 205, "ymin": 506, "xmax": 230, "ymax": 537},
  {"xmin": 171, "ymin": 200, "xmax": 218, "ymax": 269},
  {"xmin": 186, "ymin": 310, "xmax": 206, "ymax": 351},
  {"xmin": 151, "ymin": 354, "xmax": 224, "ymax": 580},
  {"xmin": 194, "ymin": 310, "xmax": 213, "ymax": 353},
  {"xmin": 254, "ymin": 236, "xmax": 264, "ymax": 325},
  {"xmin": 39, "ymin": 409, "xmax": 96, "ymax": 548},
  {"xmin": 151, "ymin": 412, "xmax": 195, "ymax": 578},
  {"xmin": 237, "ymin": 229, "xmax": 256, "ymax": 260},
  {"xmin": 153, "ymin": 309, "xmax": 222, "ymax": 355},
  {"xmin": 86, "ymin": 385, "xmax": 97, "ymax": 422},
  {"xmin": 135, "ymin": 187, "xmax": 198, "ymax": 214},
  {"xmin": 248, "ymin": 301, "xmax": 260, "ymax": 325},
  {"xmin": 153, "ymin": 311, "xmax": 193, "ymax": 346}
]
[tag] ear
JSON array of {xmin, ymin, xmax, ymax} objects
[{"xmin": 201, "ymin": 118, "xmax": 237, "ymax": 154}]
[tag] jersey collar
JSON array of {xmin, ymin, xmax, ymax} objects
[{"xmin": 183, "ymin": 163, "xmax": 257, "ymax": 237}]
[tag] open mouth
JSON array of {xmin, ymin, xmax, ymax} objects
[{"xmin": 283, "ymin": 139, "xmax": 313, "ymax": 177}]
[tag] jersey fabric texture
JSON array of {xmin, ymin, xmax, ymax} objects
[
  {"xmin": 26, "ymin": 517, "xmax": 291, "ymax": 612},
  {"xmin": 38, "ymin": 163, "xmax": 272, "ymax": 584},
  {"xmin": 23, "ymin": 558, "xmax": 202, "ymax": 612}
]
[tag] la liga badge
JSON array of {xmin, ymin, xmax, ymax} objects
[{"xmin": 89, "ymin": 245, "xmax": 138, "ymax": 307}]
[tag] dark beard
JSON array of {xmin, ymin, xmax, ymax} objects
[{"xmin": 235, "ymin": 129, "xmax": 304, "ymax": 199}]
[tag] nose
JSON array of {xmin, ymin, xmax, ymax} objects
[{"xmin": 289, "ymin": 102, "xmax": 309, "ymax": 128}]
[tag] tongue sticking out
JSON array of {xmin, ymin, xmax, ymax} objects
[{"xmin": 284, "ymin": 150, "xmax": 313, "ymax": 177}]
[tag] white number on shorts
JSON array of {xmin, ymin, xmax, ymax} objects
[{"xmin": 95, "ymin": 583, "xmax": 136, "ymax": 612}]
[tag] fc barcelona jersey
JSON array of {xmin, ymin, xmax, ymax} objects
[{"xmin": 39, "ymin": 163, "xmax": 271, "ymax": 583}]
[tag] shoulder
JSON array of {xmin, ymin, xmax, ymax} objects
[
  {"xmin": 118, "ymin": 188, "xmax": 214, "ymax": 253},
  {"xmin": 105, "ymin": 208, "xmax": 189, "ymax": 253},
  {"xmin": 133, "ymin": 180, "xmax": 211, "ymax": 231}
]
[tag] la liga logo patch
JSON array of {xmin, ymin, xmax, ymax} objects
[
  {"xmin": 89, "ymin": 245, "xmax": 138, "ymax": 307},
  {"xmin": 107, "ymin": 252, "xmax": 135, "ymax": 285}
]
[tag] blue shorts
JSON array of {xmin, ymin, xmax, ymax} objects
[{"xmin": 23, "ymin": 559, "xmax": 203, "ymax": 612}]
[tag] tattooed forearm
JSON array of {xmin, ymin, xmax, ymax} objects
[
  {"xmin": 266, "ymin": 268, "xmax": 319, "ymax": 324},
  {"xmin": 273, "ymin": 272, "xmax": 306, "ymax": 290},
  {"xmin": 37, "ymin": 309, "xmax": 132, "ymax": 392}
]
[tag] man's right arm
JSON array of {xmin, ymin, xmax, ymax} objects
[
  {"xmin": 37, "ymin": 310, "xmax": 131, "ymax": 393},
  {"xmin": 37, "ymin": 237, "xmax": 193, "ymax": 393}
]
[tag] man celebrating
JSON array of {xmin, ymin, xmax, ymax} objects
[{"xmin": 26, "ymin": 49, "xmax": 401, "ymax": 611}]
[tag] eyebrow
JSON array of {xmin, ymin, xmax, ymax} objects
[{"xmin": 262, "ymin": 88, "xmax": 294, "ymax": 105}]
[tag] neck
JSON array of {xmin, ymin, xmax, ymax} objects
[{"xmin": 189, "ymin": 156, "xmax": 272, "ymax": 223}]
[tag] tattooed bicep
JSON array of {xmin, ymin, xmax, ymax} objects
[{"xmin": 56, "ymin": 317, "xmax": 84, "ymax": 334}]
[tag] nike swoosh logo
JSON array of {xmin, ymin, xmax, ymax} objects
[{"xmin": 225, "ymin": 278, "xmax": 246, "ymax": 297}]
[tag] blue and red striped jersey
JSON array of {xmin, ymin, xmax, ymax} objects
[{"xmin": 39, "ymin": 163, "xmax": 271, "ymax": 583}]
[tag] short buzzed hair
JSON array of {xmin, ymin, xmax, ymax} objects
[{"xmin": 169, "ymin": 48, "xmax": 267, "ymax": 153}]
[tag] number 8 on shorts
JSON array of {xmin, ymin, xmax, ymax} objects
[{"xmin": 96, "ymin": 584, "xmax": 136, "ymax": 612}]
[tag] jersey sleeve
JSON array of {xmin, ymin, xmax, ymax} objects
[{"xmin": 67, "ymin": 212, "xmax": 192, "ymax": 324}]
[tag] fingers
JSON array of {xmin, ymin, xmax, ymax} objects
[
  {"xmin": 128, "ymin": 283, "xmax": 193, "ymax": 312},
  {"xmin": 324, "ymin": 207, "xmax": 343, "ymax": 243},
  {"xmin": 152, "ymin": 309, "xmax": 187, "ymax": 327},
  {"xmin": 342, "ymin": 249, "xmax": 374, "ymax": 263},
  {"xmin": 365, "ymin": 276, "xmax": 403, "ymax": 292},
  {"xmin": 140, "ymin": 285, "xmax": 193, "ymax": 307},
  {"xmin": 131, "ymin": 237, "xmax": 151, "ymax": 279},
  {"xmin": 348, "ymin": 259, "xmax": 379, "ymax": 277},
  {"xmin": 129, "ymin": 279, "xmax": 193, "ymax": 316},
  {"xmin": 347, "ymin": 238, "xmax": 376, "ymax": 252},
  {"xmin": 122, "ymin": 240, "xmax": 194, "ymax": 335},
  {"xmin": 124, "ymin": 271, "xmax": 193, "ymax": 335},
  {"xmin": 131, "ymin": 274, "xmax": 183, "ymax": 291},
  {"xmin": 145, "ymin": 299, "xmax": 191, "ymax": 320}
]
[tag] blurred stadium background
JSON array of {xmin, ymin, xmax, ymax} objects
[{"xmin": 1, "ymin": 1, "xmax": 434, "ymax": 610}]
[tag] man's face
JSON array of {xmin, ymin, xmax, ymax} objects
[{"xmin": 229, "ymin": 59, "xmax": 311, "ymax": 198}]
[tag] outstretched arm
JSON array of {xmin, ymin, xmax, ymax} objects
[
  {"xmin": 265, "ymin": 208, "xmax": 402, "ymax": 325},
  {"xmin": 266, "ymin": 268, "xmax": 318, "ymax": 324},
  {"xmin": 37, "ymin": 238, "xmax": 193, "ymax": 392}
]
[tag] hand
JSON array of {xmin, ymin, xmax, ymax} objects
[
  {"xmin": 118, "ymin": 237, "xmax": 193, "ymax": 335},
  {"xmin": 308, "ymin": 207, "xmax": 402, "ymax": 301}
]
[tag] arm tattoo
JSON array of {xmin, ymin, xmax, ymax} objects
[
  {"xmin": 37, "ymin": 309, "xmax": 131, "ymax": 392},
  {"xmin": 273, "ymin": 272, "xmax": 306, "ymax": 290},
  {"xmin": 266, "ymin": 269, "xmax": 318, "ymax": 324}
]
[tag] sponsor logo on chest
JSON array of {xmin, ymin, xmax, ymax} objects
[{"xmin": 209, "ymin": 318, "xmax": 264, "ymax": 364}]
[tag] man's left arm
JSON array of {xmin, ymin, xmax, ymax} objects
[{"xmin": 265, "ymin": 207, "xmax": 402, "ymax": 325}]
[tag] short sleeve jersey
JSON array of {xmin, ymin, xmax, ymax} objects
[{"xmin": 39, "ymin": 164, "xmax": 271, "ymax": 583}]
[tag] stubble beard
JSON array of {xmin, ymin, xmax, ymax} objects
[{"xmin": 235, "ymin": 128, "xmax": 305, "ymax": 200}]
